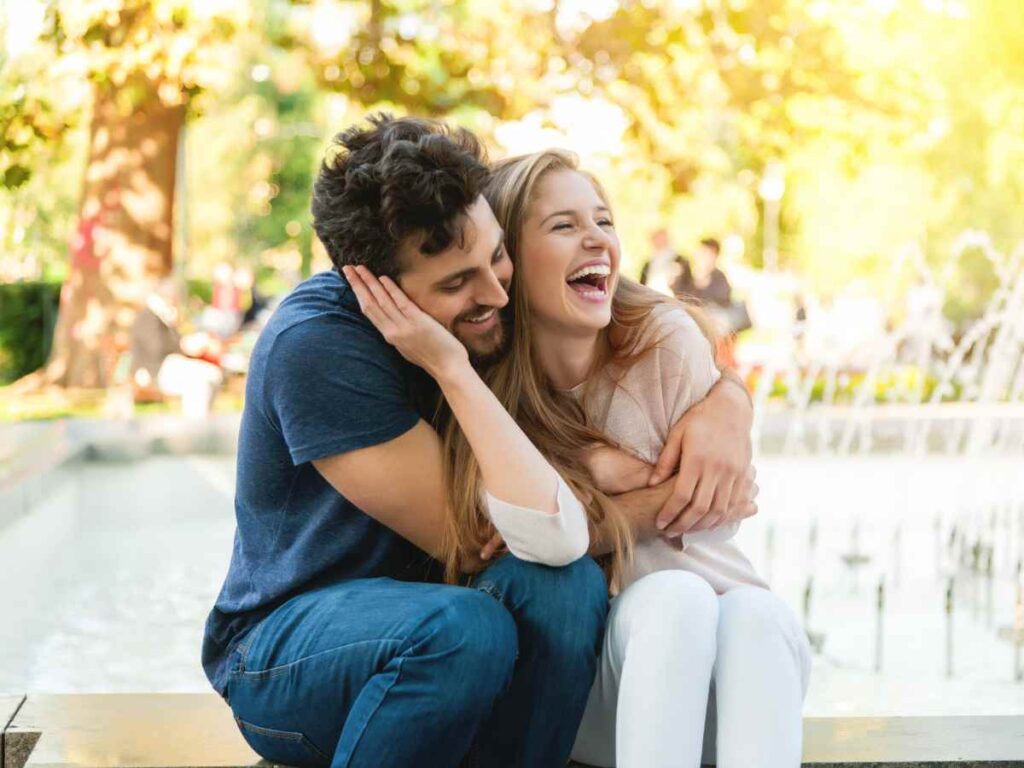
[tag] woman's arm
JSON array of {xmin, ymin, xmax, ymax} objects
[{"xmin": 343, "ymin": 265, "xmax": 588, "ymax": 564}]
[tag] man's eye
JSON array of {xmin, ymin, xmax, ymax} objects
[{"xmin": 440, "ymin": 282, "xmax": 464, "ymax": 294}]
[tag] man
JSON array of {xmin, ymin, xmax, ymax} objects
[{"xmin": 203, "ymin": 114, "xmax": 756, "ymax": 768}]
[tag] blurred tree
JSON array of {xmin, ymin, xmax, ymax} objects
[
  {"xmin": 4, "ymin": 0, "xmax": 1023, "ymax": 391},
  {"xmin": 16, "ymin": 0, "xmax": 253, "ymax": 388}
]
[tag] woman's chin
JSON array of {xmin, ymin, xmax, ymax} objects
[{"xmin": 558, "ymin": 305, "xmax": 612, "ymax": 334}]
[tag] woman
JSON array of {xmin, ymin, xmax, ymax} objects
[{"xmin": 346, "ymin": 150, "xmax": 809, "ymax": 767}]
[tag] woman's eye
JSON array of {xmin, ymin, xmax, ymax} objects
[
  {"xmin": 598, "ymin": 218, "xmax": 614, "ymax": 227},
  {"xmin": 552, "ymin": 222, "xmax": 573, "ymax": 231}
]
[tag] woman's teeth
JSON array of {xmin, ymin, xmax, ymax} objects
[
  {"xmin": 567, "ymin": 264, "xmax": 611, "ymax": 301},
  {"xmin": 566, "ymin": 264, "xmax": 611, "ymax": 282}
]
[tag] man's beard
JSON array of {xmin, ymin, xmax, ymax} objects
[{"xmin": 452, "ymin": 306, "xmax": 511, "ymax": 370}]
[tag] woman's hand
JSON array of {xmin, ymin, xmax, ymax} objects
[
  {"xmin": 582, "ymin": 445, "xmax": 655, "ymax": 495},
  {"xmin": 342, "ymin": 265, "xmax": 469, "ymax": 379}
]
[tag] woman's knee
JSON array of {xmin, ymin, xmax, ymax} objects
[
  {"xmin": 719, "ymin": 589, "xmax": 808, "ymax": 663},
  {"xmin": 718, "ymin": 587, "xmax": 799, "ymax": 639}
]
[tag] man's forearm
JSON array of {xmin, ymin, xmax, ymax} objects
[{"xmin": 589, "ymin": 476, "xmax": 677, "ymax": 556}]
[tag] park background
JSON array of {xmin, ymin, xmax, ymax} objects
[{"xmin": 2, "ymin": 0, "xmax": 1024, "ymax": 725}]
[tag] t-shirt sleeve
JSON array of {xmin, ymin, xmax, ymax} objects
[{"xmin": 263, "ymin": 315, "xmax": 421, "ymax": 465}]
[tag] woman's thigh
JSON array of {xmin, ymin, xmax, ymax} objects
[
  {"xmin": 571, "ymin": 570, "xmax": 720, "ymax": 767},
  {"xmin": 708, "ymin": 587, "xmax": 811, "ymax": 767}
]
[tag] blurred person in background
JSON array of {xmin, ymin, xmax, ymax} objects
[
  {"xmin": 130, "ymin": 278, "xmax": 223, "ymax": 417},
  {"xmin": 676, "ymin": 238, "xmax": 750, "ymax": 369},
  {"xmin": 202, "ymin": 261, "xmax": 244, "ymax": 338},
  {"xmin": 675, "ymin": 237, "xmax": 732, "ymax": 308},
  {"xmin": 640, "ymin": 228, "xmax": 686, "ymax": 297}
]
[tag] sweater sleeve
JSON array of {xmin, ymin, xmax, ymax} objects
[{"xmin": 484, "ymin": 476, "xmax": 590, "ymax": 566}]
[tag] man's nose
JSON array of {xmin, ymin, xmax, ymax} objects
[{"xmin": 474, "ymin": 267, "xmax": 509, "ymax": 309}]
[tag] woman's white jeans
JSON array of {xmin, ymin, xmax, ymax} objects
[{"xmin": 571, "ymin": 571, "xmax": 811, "ymax": 768}]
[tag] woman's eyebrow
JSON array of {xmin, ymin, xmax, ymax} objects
[{"xmin": 540, "ymin": 206, "xmax": 609, "ymax": 225}]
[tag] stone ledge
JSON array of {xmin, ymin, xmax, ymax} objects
[
  {"xmin": 1, "ymin": 695, "xmax": 30, "ymax": 768},
  {"xmin": 4, "ymin": 694, "xmax": 1024, "ymax": 767},
  {"xmin": 800, "ymin": 716, "xmax": 1024, "ymax": 766},
  {"xmin": 5, "ymin": 694, "xmax": 261, "ymax": 768}
]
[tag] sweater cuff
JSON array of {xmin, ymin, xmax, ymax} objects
[{"xmin": 485, "ymin": 477, "xmax": 590, "ymax": 566}]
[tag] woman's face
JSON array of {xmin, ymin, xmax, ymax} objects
[{"xmin": 518, "ymin": 169, "xmax": 620, "ymax": 335}]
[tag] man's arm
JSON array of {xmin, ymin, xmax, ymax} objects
[
  {"xmin": 648, "ymin": 368, "xmax": 755, "ymax": 537},
  {"xmin": 313, "ymin": 419, "xmax": 449, "ymax": 559},
  {"xmin": 589, "ymin": 476, "xmax": 677, "ymax": 556},
  {"xmin": 588, "ymin": 462, "xmax": 758, "ymax": 557}
]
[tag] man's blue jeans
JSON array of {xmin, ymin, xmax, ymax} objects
[{"xmin": 225, "ymin": 555, "xmax": 609, "ymax": 768}]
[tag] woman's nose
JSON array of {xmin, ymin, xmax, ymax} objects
[{"xmin": 583, "ymin": 224, "xmax": 614, "ymax": 250}]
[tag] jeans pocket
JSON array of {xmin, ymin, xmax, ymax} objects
[{"xmin": 235, "ymin": 717, "xmax": 330, "ymax": 767}]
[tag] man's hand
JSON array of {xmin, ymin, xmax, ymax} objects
[
  {"xmin": 648, "ymin": 372, "xmax": 755, "ymax": 536},
  {"xmin": 582, "ymin": 445, "xmax": 655, "ymax": 495}
]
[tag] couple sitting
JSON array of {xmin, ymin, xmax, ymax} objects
[{"xmin": 202, "ymin": 114, "xmax": 810, "ymax": 768}]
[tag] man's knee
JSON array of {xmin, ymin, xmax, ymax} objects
[
  {"xmin": 430, "ymin": 588, "xmax": 518, "ymax": 693},
  {"xmin": 476, "ymin": 555, "xmax": 609, "ymax": 654}
]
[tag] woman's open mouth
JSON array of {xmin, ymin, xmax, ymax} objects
[{"xmin": 566, "ymin": 263, "xmax": 611, "ymax": 303}]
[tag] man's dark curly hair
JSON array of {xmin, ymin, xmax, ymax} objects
[{"xmin": 311, "ymin": 113, "xmax": 490, "ymax": 278}]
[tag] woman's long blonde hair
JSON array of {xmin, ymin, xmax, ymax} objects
[{"xmin": 438, "ymin": 149, "xmax": 712, "ymax": 586}]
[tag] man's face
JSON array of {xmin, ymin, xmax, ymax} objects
[{"xmin": 396, "ymin": 195, "xmax": 513, "ymax": 364}]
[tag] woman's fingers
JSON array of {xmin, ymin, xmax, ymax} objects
[
  {"xmin": 379, "ymin": 275, "xmax": 420, "ymax": 319},
  {"xmin": 480, "ymin": 532, "xmax": 506, "ymax": 561},
  {"xmin": 354, "ymin": 266, "xmax": 405, "ymax": 325},
  {"xmin": 342, "ymin": 266, "xmax": 394, "ymax": 333}
]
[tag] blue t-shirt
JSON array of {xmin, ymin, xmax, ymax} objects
[{"xmin": 202, "ymin": 270, "xmax": 441, "ymax": 696}]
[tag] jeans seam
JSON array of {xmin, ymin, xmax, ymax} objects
[
  {"xmin": 332, "ymin": 655, "xmax": 406, "ymax": 768},
  {"xmin": 232, "ymin": 637, "xmax": 405, "ymax": 681},
  {"xmin": 474, "ymin": 582, "xmax": 506, "ymax": 604}
]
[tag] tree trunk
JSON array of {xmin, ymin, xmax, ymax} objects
[{"xmin": 44, "ymin": 83, "xmax": 184, "ymax": 388}]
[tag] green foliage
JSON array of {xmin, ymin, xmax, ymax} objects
[
  {"xmin": 2, "ymin": 0, "xmax": 1022, "ymax": 327},
  {"xmin": 0, "ymin": 282, "xmax": 61, "ymax": 384},
  {"xmin": 236, "ymin": 73, "xmax": 319, "ymax": 276},
  {"xmin": 0, "ymin": 63, "xmax": 74, "ymax": 192}
]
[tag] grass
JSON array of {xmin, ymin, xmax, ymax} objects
[{"xmin": 0, "ymin": 385, "xmax": 244, "ymax": 423}]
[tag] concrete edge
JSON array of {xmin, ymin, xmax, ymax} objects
[{"xmin": 1, "ymin": 696, "xmax": 30, "ymax": 768}]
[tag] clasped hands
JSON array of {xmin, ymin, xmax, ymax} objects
[{"xmin": 482, "ymin": 392, "xmax": 760, "ymax": 560}]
